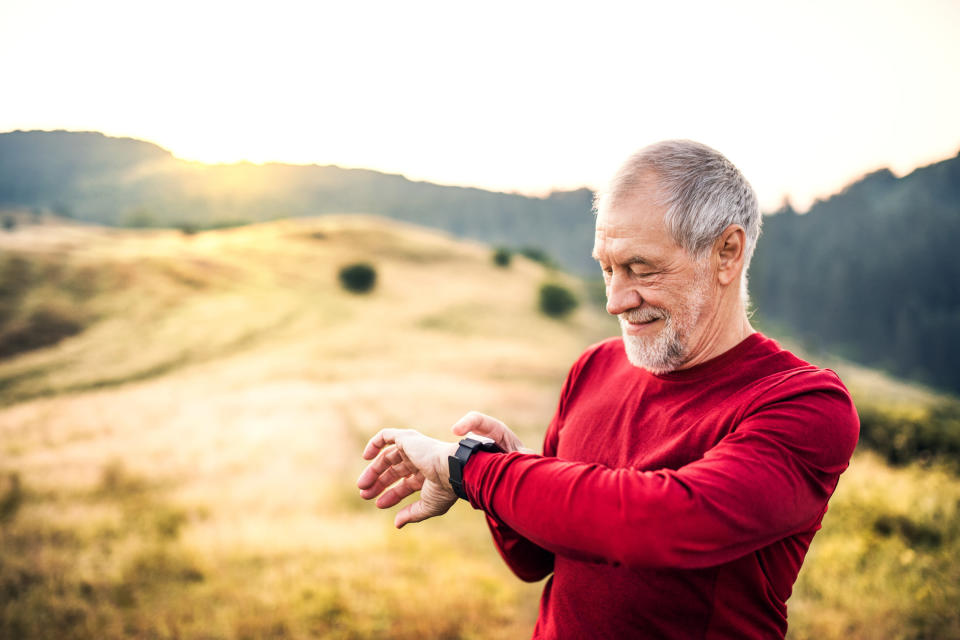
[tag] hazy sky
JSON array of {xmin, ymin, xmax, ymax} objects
[{"xmin": 2, "ymin": 0, "xmax": 959, "ymax": 211}]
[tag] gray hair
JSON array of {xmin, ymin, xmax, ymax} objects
[{"xmin": 594, "ymin": 140, "xmax": 762, "ymax": 301}]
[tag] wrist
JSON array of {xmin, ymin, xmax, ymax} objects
[
  {"xmin": 447, "ymin": 435, "xmax": 502, "ymax": 500},
  {"xmin": 440, "ymin": 442, "xmax": 458, "ymax": 487}
]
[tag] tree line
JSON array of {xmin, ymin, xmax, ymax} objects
[{"xmin": 2, "ymin": 130, "xmax": 959, "ymax": 394}]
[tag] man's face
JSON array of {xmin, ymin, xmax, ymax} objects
[{"xmin": 593, "ymin": 178, "xmax": 716, "ymax": 373}]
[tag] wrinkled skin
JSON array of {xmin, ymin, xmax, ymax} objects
[{"xmin": 357, "ymin": 412, "xmax": 531, "ymax": 528}]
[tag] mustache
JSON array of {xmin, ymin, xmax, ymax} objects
[{"xmin": 620, "ymin": 307, "xmax": 667, "ymax": 324}]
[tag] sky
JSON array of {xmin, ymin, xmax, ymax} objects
[{"xmin": 2, "ymin": 0, "xmax": 959, "ymax": 212}]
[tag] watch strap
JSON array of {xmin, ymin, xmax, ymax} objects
[{"xmin": 448, "ymin": 436, "xmax": 501, "ymax": 500}]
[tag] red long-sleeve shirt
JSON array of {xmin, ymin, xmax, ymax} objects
[{"xmin": 463, "ymin": 333, "xmax": 859, "ymax": 639}]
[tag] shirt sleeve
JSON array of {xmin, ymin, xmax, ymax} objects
[
  {"xmin": 479, "ymin": 394, "xmax": 561, "ymax": 582},
  {"xmin": 477, "ymin": 347, "xmax": 593, "ymax": 582},
  {"xmin": 465, "ymin": 372, "xmax": 860, "ymax": 571}
]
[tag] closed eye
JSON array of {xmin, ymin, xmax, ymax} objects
[{"xmin": 629, "ymin": 264, "xmax": 661, "ymax": 277}]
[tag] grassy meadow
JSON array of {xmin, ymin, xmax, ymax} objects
[{"xmin": 1, "ymin": 217, "xmax": 958, "ymax": 639}]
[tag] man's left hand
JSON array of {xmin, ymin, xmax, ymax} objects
[{"xmin": 357, "ymin": 429, "xmax": 458, "ymax": 529}]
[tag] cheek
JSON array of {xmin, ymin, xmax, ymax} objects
[
  {"xmin": 640, "ymin": 286, "xmax": 680, "ymax": 313},
  {"xmin": 636, "ymin": 278, "xmax": 665, "ymax": 298}
]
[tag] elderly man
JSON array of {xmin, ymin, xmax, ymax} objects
[{"xmin": 357, "ymin": 140, "xmax": 859, "ymax": 639}]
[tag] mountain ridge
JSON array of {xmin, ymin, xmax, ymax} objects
[
  {"xmin": 3, "ymin": 130, "xmax": 960, "ymax": 393},
  {"xmin": 0, "ymin": 130, "xmax": 599, "ymax": 273}
]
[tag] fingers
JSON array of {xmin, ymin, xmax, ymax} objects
[
  {"xmin": 450, "ymin": 411, "xmax": 529, "ymax": 453},
  {"xmin": 358, "ymin": 428, "xmax": 417, "ymax": 491},
  {"xmin": 357, "ymin": 444, "xmax": 417, "ymax": 494},
  {"xmin": 358, "ymin": 461, "xmax": 419, "ymax": 499},
  {"xmin": 357, "ymin": 427, "xmax": 457, "ymax": 528},
  {"xmin": 357, "ymin": 425, "xmax": 489, "ymax": 529},
  {"xmin": 451, "ymin": 411, "xmax": 503, "ymax": 439},
  {"xmin": 362, "ymin": 428, "xmax": 407, "ymax": 460},
  {"xmin": 395, "ymin": 499, "xmax": 431, "ymax": 529},
  {"xmin": 375, "ymin": 472, "xmax": 425, "ymax": 509}
]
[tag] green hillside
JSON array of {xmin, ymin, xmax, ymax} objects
[
  {"xmin": 750, "ymin": 153, "xmax": 960, "ymax": 393},
  {"xmin": 4, "ymin": 130, "xmax": 960, "ymax": 395},
  {"xmin": 0, "ymin": 219, "xmax": 958, "ymax": 639},
  {"xmin": 0, "ymin": 130, "xmax": 597, "ymax": 273},
  {"xmin": 0, "ymin": 217, "xmax": 603, "ymax": 638}
]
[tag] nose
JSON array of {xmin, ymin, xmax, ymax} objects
[{"xmin": 605, "ymin": 272, "xmax": 642, "ymax": 316}]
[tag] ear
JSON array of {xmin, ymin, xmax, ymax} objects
[{"xmin": 715, "ymin": 224, "xmax": 746, "ymax": 287}]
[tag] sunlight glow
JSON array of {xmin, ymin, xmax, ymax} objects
[{"xmin": 2, "ymin": 0, "xmax": 959, "ymax": 210}]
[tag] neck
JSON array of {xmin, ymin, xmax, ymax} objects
[{"xmin": 679, "ymin": 291, "xmax": 754, "ymax": 370}]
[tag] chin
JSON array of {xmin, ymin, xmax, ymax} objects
[{"xmin": 621, "ymin": 332, "xmax": 686, "ymax": 374}]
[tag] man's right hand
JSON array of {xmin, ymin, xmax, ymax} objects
[{"xmin": 451, "ymin": 411, "xmax": 534, "ymax": 454}]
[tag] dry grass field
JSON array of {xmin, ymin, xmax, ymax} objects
[{"xmin": 1, "ymin": 217, "xmax": 958, "ymax": 639}]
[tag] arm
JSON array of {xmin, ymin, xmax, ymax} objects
[
  {"xmin": 355, "ymin": 412, "xmax": 559, "ymax": 581},
  {"xmin": 473, "ymin": 348, "xmax": 597, "ymax": 580},
  {"xmin": 482, "ymin": 514, "xmax": 554, "ymax": 582},
  {"xmin": 463, "ymin": 378, "xmax": 860, "ymax": 571},
  {"xmin": 479, "ymin": 413, "xmax": 560, "ymax": 582}
]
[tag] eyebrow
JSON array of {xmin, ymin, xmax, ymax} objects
[
  {"xmin": 625, "ymin": 255, "xmax": 657, "ymax": 267},
  {"xmin": 592, "ymin": 252, "xmax": 659, "ymax": 268}
]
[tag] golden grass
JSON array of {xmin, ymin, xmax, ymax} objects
[
  {"xmin": 1, "ymin": 217, "xmax": 957, "ymax": 638},
  {"xmin": 788, "ymin": 452, "xmax": 960, "ymax": 639},
  {"xmin": 0, "ymin": 217, "xmax": 593, "ymax": 638}
]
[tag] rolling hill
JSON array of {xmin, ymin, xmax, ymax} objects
[
  {"xmin": 0, "ymin": 219, "xmax": 958, "ymax": 639},
  {"xmin": 0, "ymin": 130, "xmax": 598, "ymax": 273},
  {"xmin": 750, "ymin": 151, "xmax": 960, "ymax": 392},
  {"xmin": 4, "ymin": 129, "xmax": 959, "ymax": 394}
]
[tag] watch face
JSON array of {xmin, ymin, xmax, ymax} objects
[{"xmin": 465, "ymin": 433, "xmax": 495, "ymax": 446}]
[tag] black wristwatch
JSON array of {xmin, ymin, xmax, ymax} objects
[{"xmin": 448, "ymin": 436, "xmax": 502, "ymax": 500}]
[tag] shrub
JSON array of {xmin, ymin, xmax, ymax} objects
[
  {"xmin": 0, "ymin": 472, "xmax": 23, "ymax": 524},
  {"xmin": 539, "ymin": 283, "xmax": 578, "ymax": 318},
  {"xmin": 857, "ymin": 401, "xmax": 960, "ymax": 469},
  {"xmin": 585, "ymin": 276, "xmax": 608, "ymax": 308},
  {"xmin": 492, "ymin": 247, "xmax": 512, "ymax": 267},
  {"xmin": 519, "ymin": 247, "xmax": 554, "ymax": 268},
  {"xmin": 338, "ymin": 263, "xmax": 377, "ymax": 294},
  {"xmin": 0, "ymin": 304, "xmax": 85, "ymax": 358},
  {"xmin": 123, "ymin": 208, "xmax": 155, "ymax": 228}
]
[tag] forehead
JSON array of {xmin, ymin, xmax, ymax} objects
[{"xmin": 593, "ymin": 187, "xmax": 679, "ymax": 263}]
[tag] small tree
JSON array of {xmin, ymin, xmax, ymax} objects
[
  {"xmin": 52, "ymin": 202, "xmax": 73, "ymax": 219},
  {"xmin": 339, "ymin": 263, "xmax": 377, "ymax": 293},
  {"xmin": 2, "ymin": 216, "xmax": 16, "ymax": 232},
  {"xmin": 123, "ymin": 208, "xmax": 155, "ymax": 228},
  {"xmin": 519, "ymin": 246, "xmax": 554, "ymax": 268},
  {"xmin": 492, "ymin": 247, "xmax": 513, "ymax": 267},
  {"xmin": 0, "ymin": 472, "xmax": 23, "ymax": 524},
  {"xmin": 539, "ymin": 283, "xmax": 578, "ymax": 318}
]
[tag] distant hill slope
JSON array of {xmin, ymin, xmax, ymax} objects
[
  {"xmin": 0, "ymin": 217, "xmax": 607, "ymax": 639},
  {"xmin": 3, "ymin": 130, "xmax": 960, "ymax": 393},
  {"xmin": 750, "ymin": 151, "xmax": 960, "ymax": 393},
  {"xmin": 2, "ymin": 223, "xmax": 958, "ymax": 640},
  {"xmin": 0, "ymin": 130, "xmax": 597, "ymax": 273},
  {"xmin": 0, "ymin": 217, "xmax": 606, "ymax": 407},
  {"xmin": 0, "ymin": 217, "xmax": 950, "ymax": 412}
]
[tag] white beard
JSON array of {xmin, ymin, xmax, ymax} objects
[{"xmin": 619, "ymin": 271, "xmax": 710, "ymax": 374}]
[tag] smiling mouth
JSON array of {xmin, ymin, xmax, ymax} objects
[
  {"xmin": 623, "ymin": 314, "xmax": 662, "ymax": 325},
  {"xmin": 622, "ymin": 315, "xmax": 662, "ymax": 331}
]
